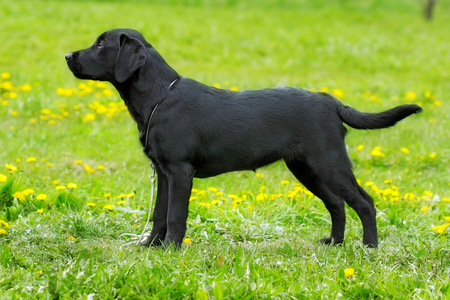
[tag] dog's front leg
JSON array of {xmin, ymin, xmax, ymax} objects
[
  {"xmin": 141, "ymin": 171, "xmax": 169, "ymax": 247},
  {"xmin": 164, "ymin": 164, "xmax": 194, "ymax": 248}
]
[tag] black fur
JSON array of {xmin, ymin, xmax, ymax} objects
[{"xmin": 66, "ymin": 28, "xmax": 422, "ymax": 248}]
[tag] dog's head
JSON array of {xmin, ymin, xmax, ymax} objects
[{"xmin": 66, "ymin": 28, "xmax": 150, "ymax": 83}]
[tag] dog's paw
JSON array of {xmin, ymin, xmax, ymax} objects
[
  {"xmin": 139, "ymin": 235, "xmax": 164, "ymax": 248},
  {"xmin": 362, "ymin": 242, "xmax": 378, "ymax": 249},
  {"xmin": 317, "ymin": 237, "xmax": 343, "ymax": 246}
]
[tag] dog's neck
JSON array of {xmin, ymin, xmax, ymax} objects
[{"xmin": 112, "ymin": 50, "xmax": 179, "ymax": 139}]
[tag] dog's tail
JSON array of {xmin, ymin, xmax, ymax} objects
[{"xmin": 333, "ymin": 98, "xmax": 423, "ymax": 130}]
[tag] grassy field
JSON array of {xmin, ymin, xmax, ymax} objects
[{"xmin": 1, "ymin": 0, "xmax": 449, "ymax": 298}]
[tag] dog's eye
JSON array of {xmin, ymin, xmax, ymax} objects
[{"xmin": 97, "ymin": 41, "xmax": 104, "ymax": 48}]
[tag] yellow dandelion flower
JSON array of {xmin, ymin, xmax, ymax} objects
[
  {"xmin": 55, "ymin": 186, "xmax": 67, "ymax": 190},
  {"xmin": 332, "ymin": 89, "xmax": 345, "ymax": 98},
  {"xmin": 67, "ymin": 236, "xmax": 76, "ymax": 241},
  {"xmin": 429, "ymin": 153, "xmax": 436, "ymax": 159},
  {"xmin": 432, "ymin": 223, "xmax": 450, "ymax": 234},
  {"xmin": 2, "ymin": 81, "xmax": 13, "ymax": 90},
  {"xmin": 97, "ymin": 165, "xmax": 105, "ymax": 170},
  {"xmin": 356, "ymin": 144, "xmax": 364, "ymax": 151},
  {"xmin": 67, "ymin": 183, "xmax": 77, "ymax": 189},
  {"xmin": 52, "ymin": 180, "xmax": 60, "ymax": 185},
  {"xmin": 20, "ymin": 84, "xmax": 32, "ymax": 92},
  {"xmin": 255, "ymin": 173, "xmax": 264, "ymax": 178},
  {"xmin": 443, "ymin": 216, "xmax": 450, "ymax": 222},
  {"xmin": 1, "ymin": 72, "xmax": 11, "ymax": 79},
  {"xmin": 127, "ymin": 193, "xmax": 135, "ymax": 198},
  {"xmin": 281, "ymin": 180, "xmax": 290, "ymax": 185},
  {"xmin": 36, "ymin": 194, "xmax": 47, "ymax": 200},
  {"xmin": 74, "ymin": 160, "xmax": 83, "ymax": 165},
  {"xmin": 103, "ymin": 89, "xmax": 114, "ymax": 96},
  {"xmin": 117, "ymin": 200, "xmax": 126, "ymax": 205},
  {"xmin": 0, "ymin": 229, "xmax": 7, "ymax": 235},
  {"xmin": 208, "ymin": 187, "xmax": 218, "ymax": 193},
  {"xmin": 86, "ymin": 202, "xmax": 96, "ymax": 207},
  {"xmin": 443, "ymin": 197, "xmax": 450, "ymax": 202},
  {"xmin": 0, "ymin": 220, "xmax": 9, "ymax": 228},
  {"xmin": 344, "ymin": 268, "xmax": 355, "ymax": 277},
  {"xmin": 22, "ymin": 189, "xmax": 35, "ymax": 196},
  {"xmin": 26, "ymin": 157, "xmax": 37, "ymax": 162},
  {"xmin": 84, "ymin": 164, "xmax": 96, "ymax": 173},
  {"xmin": 256, "ymin": 193, "xmax": 268, "ymax": 201},
  {"xmin": 197, "ymin": 190, "xmax": 206, "ymax": 196},
  {"xmin": 423, "ymin": 190, "xmax": 433, "ymax": 198},
  {"xmin": 400, "ymin": 147, "xmax": 410, "ymax": 154},
  {"xmin": 95, "ymin": 82, "xmax": 108, "ymax": 88},
  {"xmin": 371, "ymin": 146, "xmax": 385, "ymax": 157},
  {"xmin": 103, "ymin": 204, "xmax": 114, "ymax": 211},
  {"xmin": 36, "ymin": 208, "xmax": 44, "ymax": 214},
  {"xmin": 420, "ymin": 206, "xmax": 429, "ymax": 212},
  {"xmin": 184, "ymin": 238, "xmax": 192, "ymax": 244},
  {"xmin": 83, "ymin": 113, "xmax": 96, "ymax": 122},
  {"xmin": 5, "ymin": 164, "xmax": 17, "ymax": 172},
  {"xmin": 404, "ymin": 193, "xmax": 415, "ymax": 201},
  {"xmin": 117, "ymin": 194, "xmax": 127, "ymax": 199},
  {"xmin": 0, "ymin": 174, "xmax": 7, "ymax": 182},
  {"xmin": 104, "ymin": 193, "xmax": 111, "ymax": 198},
  {"xmin": 198, "ymin": 202, "xmax": 211, "ymax": 208},
  {"xmin": 12, "ymin": 192, "xmax": 26, "ymax": 201},
  {"xmin": 404, "ymin": 91, "xmax": 417, "ymax": 101}
]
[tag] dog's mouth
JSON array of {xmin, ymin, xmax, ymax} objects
[
  {"xmin": 65, "ymin": 52, "xmax": 88, "ymax": 79},
  {"xmin": 66, "ymin": 60, "xmax": 98, "ymax": 80}
]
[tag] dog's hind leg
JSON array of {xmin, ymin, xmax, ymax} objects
[
  {"xmin": 333, "ymin": 176, "xmax": 378, "ymax": 248},
  {"xmin": 286, "ymin": 153, "xmax": 378, "ymax": 248},
  {"xmin": 285, "ymin": 159, "xmax": 346, "ymax": 246}
]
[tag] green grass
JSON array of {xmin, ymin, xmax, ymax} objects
[{"xmin": 1, "ymin": 0, "xmax": 450, "ymax": 298}]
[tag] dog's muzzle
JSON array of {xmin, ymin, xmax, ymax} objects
[{"xmin": 65, "ymin": 53, "xmax": 74, "ymax": 62}]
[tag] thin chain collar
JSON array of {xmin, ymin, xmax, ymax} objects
[{"xmin": 143, "ymin": 78, "xmax": 180, "ymax": 149}]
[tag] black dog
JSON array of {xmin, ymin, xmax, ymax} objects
[{"xmin": 66, "ymin": 28, "xmax": 422, "ymax": 248}]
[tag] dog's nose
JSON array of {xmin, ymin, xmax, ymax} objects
[{"xmin": 65, "ymin": 53, "xmax": 73, "ymax": 62}]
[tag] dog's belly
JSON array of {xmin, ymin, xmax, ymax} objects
[{"xmin": 193, "ymin": 150, "xmax": 282, "ymax": 178}]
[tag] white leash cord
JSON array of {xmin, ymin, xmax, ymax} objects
[{"xmin": 119, "ymin": 161, "xmax": 156, "ymax": 247}]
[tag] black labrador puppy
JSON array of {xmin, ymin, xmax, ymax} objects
[{"xmin": 66, "ymin": 28, "xmax": 422, "ymax": 248}]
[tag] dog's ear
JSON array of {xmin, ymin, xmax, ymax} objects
[{"xmin": 115, "ymin": 34, "xmax": 146, "ymax": 83}]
